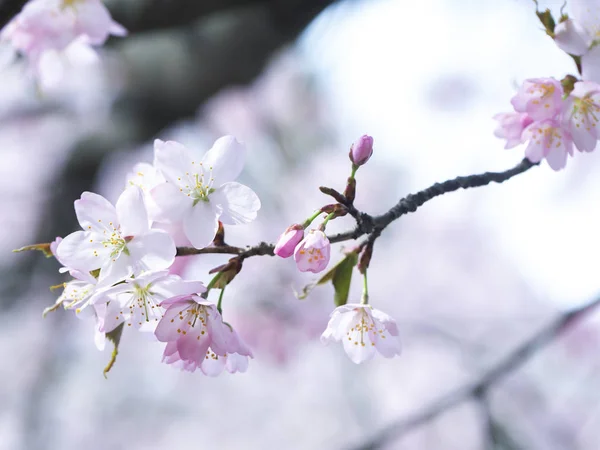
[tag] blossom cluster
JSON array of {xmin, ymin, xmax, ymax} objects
[
  {"xmin": 494, "ymin": 2, "xmax": 600, "ymax": 170},
  {"xmin": 494, "ymin": 78, "xmax": 600, "ymax": 170},
  {"xmin": 41, "ymin": 134, "xmax": 402, "ymax": 375},
  {"xmin": 1, "ymin": 0, "xmax": 126, "ymax": 87},
  {"xmin": 48, "ymin": 137, "xmax": 261, "ymax": 375}
]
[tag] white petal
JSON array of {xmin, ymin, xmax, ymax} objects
[
  {"xmin": 183, "ymin": 202, "xmax": 219, "ymax": 249},
  {"xmin": 116, "ymin": 186, "xmax": 149, "ymax": 236},
  {"xmin": 74, "ymin": 191, "xmax": 118, "ymax": 231},
  {"xmin": 56, "ymin": 230, "xmax": 109, "ymax": 272},
  {"xmin": 151, "ymin": 182, "xmax": 191, "ymax": 223},
  {"xmin": 211, "ymin": 182, "xmax": 260, "ymax": 225},
  {"xmin": 545, "ymin": 144, "xmax": 568, "ymax": 170},
  {"xmin": 98, "ymin": 253, "xmax": 133, "ymax": 285},
  {"xmin": 201, "ymin": 136, "xmax": 246, "ymax": 184},
  {"xmin": 200, "ymin": 355, "xmax": 227, "ymax": 377},
  {"xmin": 127, "ymin": 230, "xmax": 176, "ymax": 273},
  {"xmin": 153, "ymin": 139, "xmax": 193, "ymax": 185},
  {"xmin": 554, "ymin": 19, "xmax": 591, "ymax": 56},
  {"xmin": 582, "ymin": 45, "xmax": 600, "ymax": 84}
]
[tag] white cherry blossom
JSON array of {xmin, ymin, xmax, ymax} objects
[
  {"xmin": 95, "ymin": 270, "xmax": 206, "ymax": 333},
  {"xmin": 56, "ymin": 187, "xmax": 176, "ymax": 285},
  {"xmin": 321, "ymin": 304, "xmax": 401, "ymax": 364},
  {"xmin": 151, "ymin": 136, "xmax": 261, "ymax": 249}
]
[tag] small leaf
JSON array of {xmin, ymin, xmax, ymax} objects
[
  {"xmin": 13, "ymin": 243, "xmax": 53, "ymax": 258},
  {"xmin": 331, "ymin": 252, "xmax": 358, "ymax": 307},
  {"xmin": 103, "ymin": 323, "xmax": 124, "ymax": 378}
]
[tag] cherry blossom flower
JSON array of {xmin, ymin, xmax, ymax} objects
[
  {"xmin": 155, "ymin": 294, "xmax": 253, "ymax": 375},
  {"xmin": 152, "ymin": 136, "xmax": 261, "ymax": 249},
  {"xmin": 321, "ymin": 304, "xmax": 401, "ymax": 364},
  {"xmin": 510, "ymin": 78, "xmax": 563, "ymax": 121},
  {"xmin": 126, "ymin": 162, "xmax": 166, "ymax": 220},
  {"xmin": 553, "ymin": 2, "xmax": 600, "ymax": 82},
  {"xmin": 561, "ymin": 81, "xmax": 600, "ymax": 152},
  {"xmin": 350, "ymin": 134, "xmax": 374, "ymax": 166},
  {"xmin": 493, "ymin": 112, "xmax": 534, "ymax": 149},
  {"xmin": 95, "ymin": 270, "xmax": 206, "ymax": 333},
  {"xmin": 1, "ymin": 0, "xmax": 126, "ymax": 82},
  {"xmin": 294, "ymin": 229, "xmax": 330, "ymax": 273},
  {"xmin": 522, "ymin": 119, "xmax": 574, "ymax": 170},
  {"xmin": 274, "ymin": 224, "xmax": 304, "ymax": 258},
  {"xmin": 56, "ymin": 187, "xmax": 176, "ymax": 285}
]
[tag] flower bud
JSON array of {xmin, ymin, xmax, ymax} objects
[
  {"xmin": 294, "ymin": 229, "xmax": 330, "ymax": 273},
  {"xmin": 349, "ymin": 135, "xmax": 374, "ymax": 166},
  {"xmin": 274, "ymin": 224, "xmax": 304, "ymax": 258}
]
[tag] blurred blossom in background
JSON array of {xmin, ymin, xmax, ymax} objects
[{"xmin": 2, "ymin": 0, "xmax": 600, "ymax": 449}]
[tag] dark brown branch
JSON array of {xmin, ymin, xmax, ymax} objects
[
  {"xmin": 177, "ymin": 158, "xmax": 537, "ymax": 257},
  {"xmin": 373, "ymin": 158, "xmax": 536, "ymax": 229},
  {"xmin": 350, "ymin": 295, "xmax": 600, "ymax": 450}
]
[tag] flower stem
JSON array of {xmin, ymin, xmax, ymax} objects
[
  {"xmin": 350, "ymin": 164, "xmax": 359, "ymax": 179},
  {"xmin": 302, "ymin": 210, "xmax": 323, "ymax": 228},
  {"xmin": 319, "ymin": 212, "xmax": 336, "ymax": 231},
  {"xmin": 361, "ymin": 270, "xmax": 369, "ymax": 305},
  {"xmin": 205, "ymin": 272, "xmax": 223, "ymax": 292},
  {"xmin": 217, "ymin": 288, "xmax": 225, "ymax": 315}
]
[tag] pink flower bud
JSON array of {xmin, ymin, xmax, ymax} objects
[
  {"xmin": 274, "ymin": 224, "xmax": 304, "ymax": 258},
  {"xmin": 294, "ymin": 230, "xmax": 330, "ymax": 273},
  {"xmin": 350, "ymin": 135, "xmax": 374, "ymax": 166}
]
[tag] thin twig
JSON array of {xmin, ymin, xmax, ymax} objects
[
  {"xmin": 349, "ymin": 295, "xmax": 600, "ymax": 450},
  {"xmin": 176, "ymin": 158, "xmax": 536, "ymax": 257}
]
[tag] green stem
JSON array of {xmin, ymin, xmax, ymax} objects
[
  {"xmin": 302, "ymin": 210, "xmax": 323, "ymax": 228},
  {"xmin": 361, "ymin": 270, "xmax": 369, "ymax": 305},
  {"xmin": 350, "ymin": 164, "xmax": 359, "ymax": 178},
  {"xmin": 217, "ymin": 288, "xmax": 225, "ymax": 315},
  {"xmin": 205, "ymin": 272, "xmax": 223, "ymax": 292},
  {"xmin": 319, "ymin": 212, "xmax": 336, "ymax": 231}
]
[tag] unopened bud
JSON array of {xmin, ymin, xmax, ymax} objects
[
  {"xmin": 349, "ymin": 135, "xmax": 374, "ymax": 166},
  {"xmin": 274, "ymin": 224, "xmax": 304, "ymax": 258}
]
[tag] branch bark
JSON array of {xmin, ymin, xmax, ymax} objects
[{"xmin": 349, "ymin": 295, "xmax": 600, "ymax": 450}]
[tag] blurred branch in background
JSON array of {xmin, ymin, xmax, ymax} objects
[
  {"xmin": 0, "ymin": 0, "xmax": 27, "ymax": 29},
  {"xmin": 1, "ymin": 0, "xmax": 336, "ymax": 306},
  {"xmin": 351, "ymin": 295, "xmax": 600, "ymax": 450}
]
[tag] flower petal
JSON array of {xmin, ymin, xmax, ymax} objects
[
  {"xmin": 183, "ymin": 202, "xmax": 219, "ymax": 249},
  {"xmin": 201, "ymin": 136, "xmax": 246, "ymax": 184},
  {"xmin": 582, "ymin": 45, "xmax": 600, "ymax": 84},
  {"xmin": 127, "ymin": 230, "xmax": 176, "ymax": 273},
  {"xmin": 153, "ymin": 139, "xmax": 193, "ymax": 185},
  {"xmin": 75, "ymin": 191, "xmax": 118, "ymax": 231},
  {"xmin": 56, "ymin": 230, "xmax": 109, "ymax": 272},
  {"xmin": 211, "ymin": 182, "xmax": 260, "ymax": 225},
  {"xmin": 116, "ymin": 186, "xmax": 149, "ymax": 236},
  {"xmin": 151, "ymin": 182, "xmax": 191, "ymax": 223}
]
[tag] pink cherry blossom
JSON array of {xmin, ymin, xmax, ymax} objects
[
  {"xmin": 56, "ymin": 187, "xmax": 176, "ymax": 285},
  {"xmin": 155, "ymin": 294, "xmax": 253, "ymax": 375},
  {"xmin": 293, "ymin": 229, "xmax": 330, "ymax": 273},
  {"xmin": 95, "ymin": 270, "xmax": 206, "ymax": 333},
  {"xmin": 511, "ymin": 78, "xmax": 563, "ymax": 121},
  {"xmin": 350, "ymin": 134, "xmax": 374, "ymax": 166},
  {"xmin": 1, "ymin": 0, "xmax": 126, "ymax": 82},
  {"xmin": 561, "ymin": 81, "xmax": 600, "ymax": 152},
  {"xmin": 274, "ymin": 224, "xmax": 304, "ymax": 258},
  {"xmin": 522, "ymin": 119, "xmax": 574, "ymax": 171},
  {"xmin": 321, "ymin": 304, "xmax": 401, "ymax": 364},
  {"xmin": 152, "ymin": 137, "xmax": 261, "ymax": 249},
  {"xmin": 493, "ymin": 112, "xmax": 534, "ymax": 149}
]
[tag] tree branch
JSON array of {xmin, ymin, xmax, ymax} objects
[
  {"xmin": 349, "ymin": 295, "xmax": 600, "ymax": 450},
  {"xmin": 177, "ymin": 158, "xmax": 537, "ymax": 258}
]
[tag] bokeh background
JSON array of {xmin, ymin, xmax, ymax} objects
[{"xmin": 2, "ymin": 0, "xmax": 600, "ymax": 449}]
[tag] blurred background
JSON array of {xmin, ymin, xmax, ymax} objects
[{"xmin": 2, "ymin": 0, "xmax": 600, "ymax": 449}]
